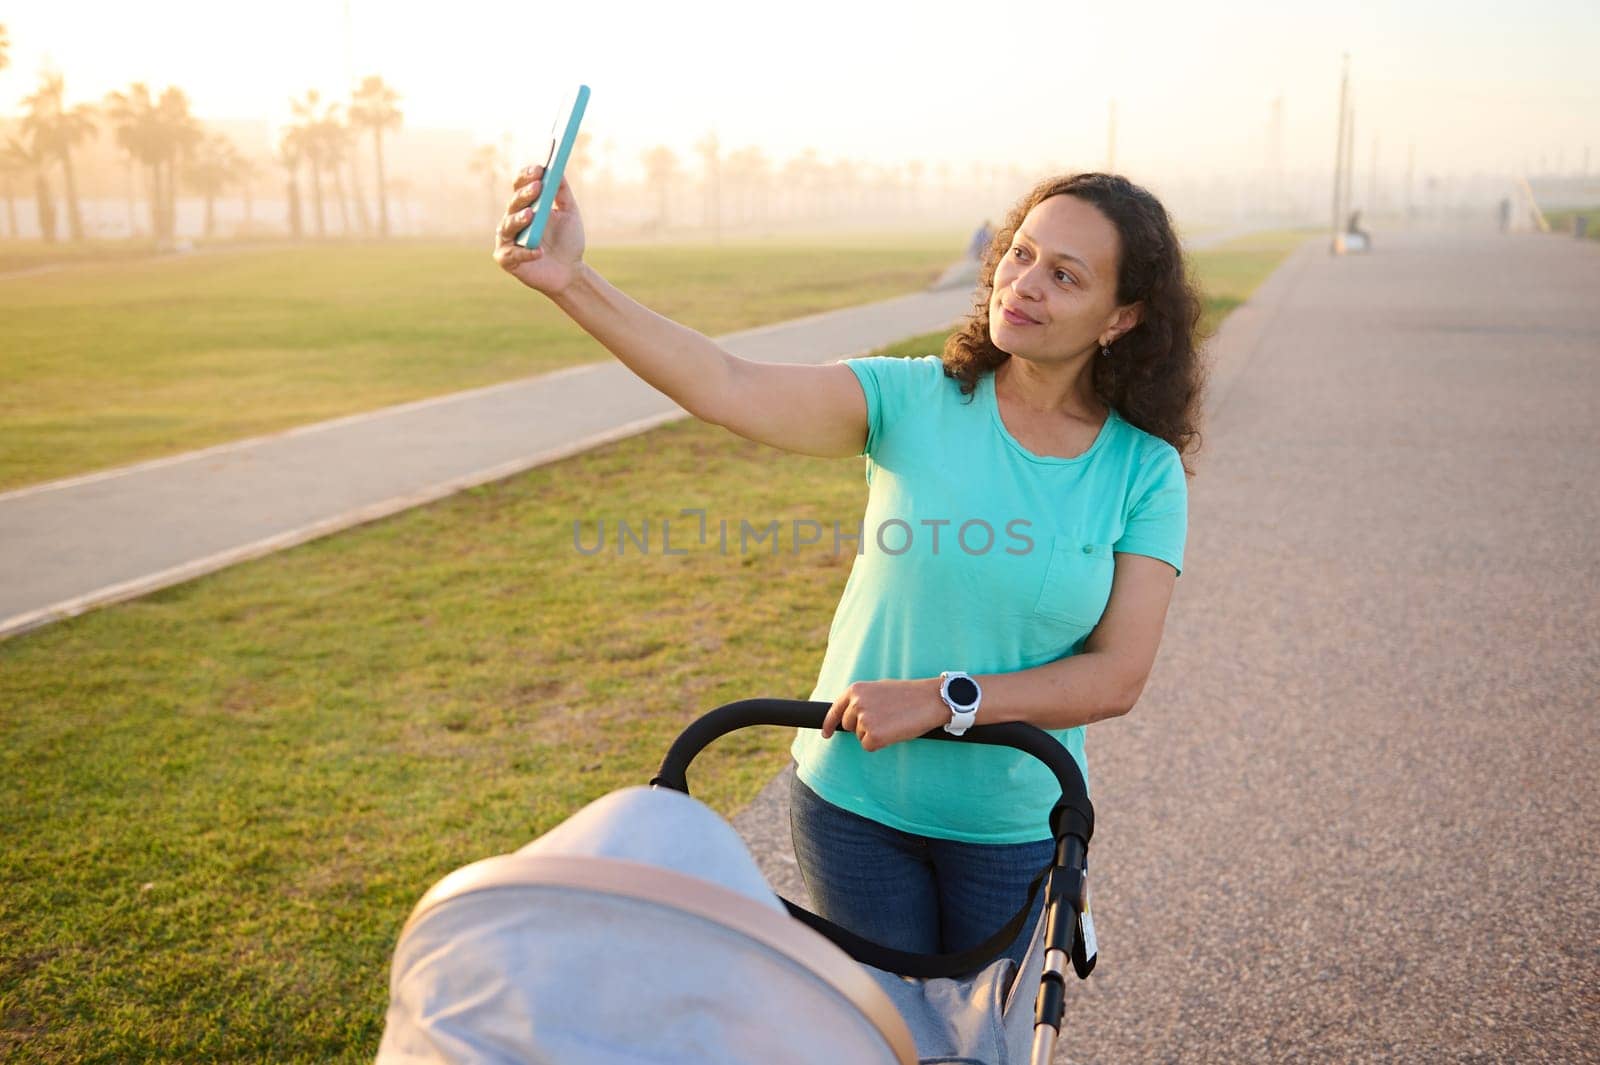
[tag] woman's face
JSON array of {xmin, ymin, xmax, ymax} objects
[{"xmin": 988, "ymin": 194, "xmax": 1133, "ymax": 366}]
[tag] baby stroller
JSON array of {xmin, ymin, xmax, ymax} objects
[{"xmin": 377, "ymin": 698, "xmax": 1098, "ymax": 1065}]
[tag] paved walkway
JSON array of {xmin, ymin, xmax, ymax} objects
[{"xmin": 738, "ymin": 229, "xmax": 1600, "ymax": 1062}]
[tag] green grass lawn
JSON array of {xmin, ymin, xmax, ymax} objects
[
  {"xmin": 0, "ymin": 238, "xmax": 173, "ymax": 275},
  {"xmin": 1543, "ymin": 206, "xmax": 1600, "ymax": 240},
  {"xmin": 1, "ymin": 419, "xmax": 864, "ymax": 1063},
  {"xmin": 1180, "ymin": 228, "xmax": 1310, "ymax": 327},
  {"xmin": 0, "ymin": 231, "xmax": 1306, "ymax": 1063},
  {"xmin": 0, "ymin": 234, "xmax": 958, "ymax": 492}
]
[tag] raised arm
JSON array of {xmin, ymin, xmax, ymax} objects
[{"xmin": 494, "ymin": 165, "xmax": 868, "ymax": 459}]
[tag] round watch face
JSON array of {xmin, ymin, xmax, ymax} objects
[{"xmin": 945, "ymin": 675, "xmax": 979, "ymax": 708}]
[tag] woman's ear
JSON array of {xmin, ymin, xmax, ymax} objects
[{"xmin": 1104, "ymin": 302, "xmax": 1143, "ymax": 345}]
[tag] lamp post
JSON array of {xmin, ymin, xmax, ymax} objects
[
  {"xmin": 1331, "ymin": 53, "xmax": 1349, "ymax": 254},
  {"xmin": 1107, "ymin": 99, "xmax": 1117, "ymax": 174}
]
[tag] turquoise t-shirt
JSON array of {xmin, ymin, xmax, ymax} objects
[{"xmin": 791, "ymin": 354, "xmax": 1187, "ymax": 844}]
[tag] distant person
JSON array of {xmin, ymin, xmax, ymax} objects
[
  {"xmin": 1346, "ymin": 209, "xmax": 1371, "ymax": 252},
  {"xmin": 967, "ymin": 219, "xmax": 994, "ymax": 260},
  {"xmin": 1499, "ymin": 197, "xmax": 1512, "ymax": 233},
  {"xmin": 494, "ymin": 168, "xmax": 1199, "ymax": 974}
]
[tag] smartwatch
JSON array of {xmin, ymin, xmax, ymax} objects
[{"xmin": 938, "ymin": 671, "xmax": 982, "ymax": 736}]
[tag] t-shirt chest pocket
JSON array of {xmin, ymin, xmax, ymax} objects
[{"xmin": 1033, "ymin": 535, "xmax": 1115, "ymax": 628}]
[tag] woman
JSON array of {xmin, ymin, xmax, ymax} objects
[{"xmin": 494, "ymin": 168, "xmax": 1202, "ymax": 972}]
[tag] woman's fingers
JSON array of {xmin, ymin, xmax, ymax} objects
[
  {"xmin": 497, "ymin": 244, "xmax": 541, "ymax": 269},
  {"xmin": 510, "ymin": 163, "xmax": 545, "ymax": 191},
  {"xmin": 503, "ymin": 178, "xmax": 543, "ymax": 219},
  {"xmin": 823, "ymin": 690, "xmax": 859, "ymax": 739},
  {"xmin": 498, "ymin": 205, "xmax": 534, "ymax": 242},
  {"xmin": 493, "ymin": 168, "xmax": 553, "ymax": 275},
  {"xmin": 500, "ymin": 166, "xmax": 579, "ymax": 240},
  {"xmin": 493, "ymin": 218, "xmax": 542, "ymax": 265},
  {"xmin": 505, "ymin": 171, "xmax": 576, "ymax": 212}
]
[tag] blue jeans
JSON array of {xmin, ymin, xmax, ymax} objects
[{"xmin": 788, "ymin": 773, "xmax": 1055, "ymax": 973}]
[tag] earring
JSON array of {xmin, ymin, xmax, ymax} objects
[{"xmin": 1100, "ymin": 342, "xmax": 1113, "ymax": 358}]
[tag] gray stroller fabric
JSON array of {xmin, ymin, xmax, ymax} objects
[
  {"xmin": 378, "ymin": 787, "xmax": 1044, "ymax": 1065},
  {"xmin": 868, "ymin": 927, "xmax": 1045, "ymax": 1065}
]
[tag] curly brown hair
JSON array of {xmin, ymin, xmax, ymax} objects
[{"xmin": 943, "ymin": 173, "xmax": 1206, "ymax": 472}]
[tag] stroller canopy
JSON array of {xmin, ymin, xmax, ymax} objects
[{"xmin": 379, "ymin": 786, "xmax": 918, "ymax": 1065}]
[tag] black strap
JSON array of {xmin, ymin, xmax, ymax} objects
[{"xmin": 778, "ymin": 856, "xmax": 1055, "ymax": 980}]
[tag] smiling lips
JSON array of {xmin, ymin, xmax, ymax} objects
[{"xmin": 1001, "ymin": 304, "xmax": 1040, "ymax": 326}]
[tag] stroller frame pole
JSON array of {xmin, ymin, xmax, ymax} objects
[
  {"xmin": 1031, "ymin": 834, "xmax": 1087, "ymax": 1065},
  {"xmin": 1030, "ymin": 1026, "xmax": 1059, "ymax": 1065}
]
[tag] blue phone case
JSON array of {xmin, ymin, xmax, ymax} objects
[{"xmin": 516, "ymin": 85, "xmax": 591, "ymax": 250}]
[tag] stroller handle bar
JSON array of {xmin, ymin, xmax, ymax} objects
[
  {"xmin": 654, "ymin": 698, "xmax": 1095, "ymax": 985},
  {"xmin": 652, "ymin": 698, "xmax": 1093, "ymax": 847}
]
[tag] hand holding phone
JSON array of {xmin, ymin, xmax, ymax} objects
[
  {"xmin": 516, "ymin": 85, "xmax": 590, "ymax": 250},
  {"xmin": 494, "ymin": 86, "xmax": 591, "ymax": 296}
]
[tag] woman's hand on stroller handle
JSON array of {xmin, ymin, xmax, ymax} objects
[
  {"xmin": 653, "ymin": 698, "xmax": 1092, "ymax": 846},
  {"xmin": 821, "ymin": 679, "xmax": 948, "ymax": 752}
]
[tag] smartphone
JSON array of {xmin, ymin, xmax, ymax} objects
[{"xmin": 516, "ymin": 84, "xmax": 591, "ymax": 250}]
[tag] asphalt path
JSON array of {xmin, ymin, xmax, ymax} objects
[{"xmin": 734, "ymin": 229, "xmax": 1600, "ymax": 1063}]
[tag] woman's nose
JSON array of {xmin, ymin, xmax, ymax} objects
[{"xmin": 1012, "ymin": 263, "xmax": 1046, "ymax": 300}]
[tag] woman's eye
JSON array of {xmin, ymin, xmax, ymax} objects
[
  {"xmin": 1055, "ymin": 270, "xmax": 1075, "ymax": 285},
  {"xmin": 1011, "ymin": 246, "xmax": 1026, "ymax": 259}
]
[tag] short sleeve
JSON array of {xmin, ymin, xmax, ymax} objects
[
  {"xmin": 1114, "ymin": 442, "xmax": 1188, "ymax": 576},
  {"xmin": 840, "ymin": 354, "xmax": 942, "ymax": 460}
]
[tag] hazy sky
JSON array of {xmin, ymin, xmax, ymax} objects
[{"xmin": 4, "ymin": 0, "xmax": 1597, "ymax": 181}]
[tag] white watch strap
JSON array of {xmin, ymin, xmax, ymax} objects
[
  {"xmin": 939, "ymin": 671, "xmax": 981, "ymax": 736},
  {"xmin": 942, "ymin": 707, "xmax": 977, "ymax": 736}
]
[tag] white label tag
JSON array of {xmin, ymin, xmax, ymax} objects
[{"xmin": 1080, "ymin": 900, "xmax": 1098, "ymax": 961}]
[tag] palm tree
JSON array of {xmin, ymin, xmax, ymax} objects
[
  {"xmin": 906, "ymin": 159, "xmax": 925, "ymax": 215},
  {"xmin": 781, "ymin": 149, "xmax": 821, "ymax": 223},
  {"xmin": 838, "ymin": 158, "xmax": 867, "ymax": 220},
  {"xmin": 641, "ymin": 146, "xmax": 680, "ymax": 234},
  {"xmin": 234, "ymin": 155, "xmax": 260, "ymax": 235},
  {"xmin": 1, "ymin": 138, "xmax": 30, "ymax": 237},
  {"xmin": 22, "ymin": 73, "xmax": 98, "ymax": 242},
  {"xmin": 277, "ymin": 129, "xmax": 306, "ymax": 240},
  {"xmin": 121, "ymin": 154, "xmax": 139, "ymax": 235},
  {"xmin": 468, "ymin": 143, "xmax": 505, "ymax": 224},
  {"xmin": 185, "ymin": 132, "xmax": 242, "ymax": 238},
  {"xmin": 312, "ymin": 107, "xmax": 354, "ymax": 235},
  {"xmin": 4, "ymin": 134, "xmax": 54, "ymax": 241},
  {"xmin": 348, "ymin": 75, "xmax": 402, "ymax": 238},
  {"xmin": 105, "ymin": 83, "xmax": 162, "ymax": 237},
  {"xmin": 725, "ymin": 146, "xmax": 770, "ymax": 229},
  {"xmin": 154, "ymin": 87, "xmax": 201, "ymax": 243},
  {"xmin": 289, "ymin": 90, "xmax": 334, "ymax": 237},
  {"xmin": 107, "ymin": 84, "xmax": 200, "ymax": 243},
  {"xmin": 593, "ymin": 137, "xmax": 618, "ymax": 229},
  {"xmin": 387, "ymin": 176, "xmax": 414, "ymax": 234},
  {"xmin": 695, "ymin": 132, "xmax": 721, "ymax": 242},
  {"xmin": 342, "ymin": 135, "xmax": 372, "ymax": 236}
]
